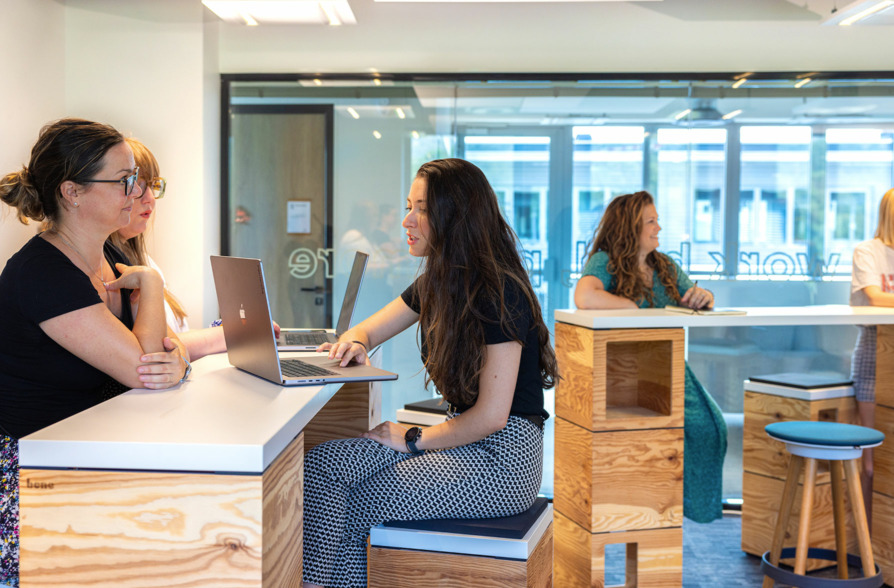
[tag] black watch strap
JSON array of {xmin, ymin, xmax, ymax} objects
[{"xmin": 405, "ymin": 426, "xmax": 424, "ymax": 454}]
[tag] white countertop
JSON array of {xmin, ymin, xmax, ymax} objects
[
  {"xmin": 19, "ymin": 352, "xmax": 340, "ymax": 474},
  {"xmin": 554, "ymin": 305, "xmax": 894, "ymax": 329}
]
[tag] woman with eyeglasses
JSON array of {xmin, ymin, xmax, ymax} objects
[
  {"xmin": 108, "ymin": 138, "xmax": 227, "ymax": 360},
  {"xmin": 0, "ymin": 119, "xmax": 187, "ymax": 588}
]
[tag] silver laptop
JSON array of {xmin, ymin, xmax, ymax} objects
[
  {"xmin": 277, "ymin": 251, "xmax": 368, "ymax": 350},
  {"xmin": 210, "ymin": 255, "xmax": 398, "ymax": 387}
]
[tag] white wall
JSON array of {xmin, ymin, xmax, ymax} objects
[
  {"xmin": 0, "ymin": 0, "xmax": 66, "ymax": 268},
  {"xmin": 62, "ymin": 0, "xmax": 215, "ymax": 324}
]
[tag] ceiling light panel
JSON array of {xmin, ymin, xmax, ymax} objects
[
  {"xmin": 202, "ymin": 0, "xmax": 357, "ymax": 25},
  {"xmin": 822, "ymin": 0, "xmax": 894, "ymax": 25}
]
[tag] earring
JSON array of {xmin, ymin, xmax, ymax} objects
[{"xmin": 73, "ymin": 201, "xmax": 79, "ymax": 208}]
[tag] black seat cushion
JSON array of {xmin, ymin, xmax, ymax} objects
[
  {"xmin": 379, "ymin": 497, "xmax": 549, "ymax": 540},
  {"xmin": 749, "ymin": 372, "xmax": 852, "ymax": 389}
]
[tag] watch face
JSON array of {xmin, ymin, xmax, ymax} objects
[{"xmin": 404, "ymin": 426, "xmax": 422, "ymax": 442}]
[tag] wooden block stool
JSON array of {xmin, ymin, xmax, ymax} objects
[
  {"xmin": 761, "ymin": 421, "xmax": 884, "ymax": 588},
  {"xmin": 367, "ymin": 497, "xmax": 553, "ymax": 587}
]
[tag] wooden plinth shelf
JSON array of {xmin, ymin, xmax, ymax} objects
[{"xmin": 19, "ymin": 433, "xmax": 304, "ymax": 587}]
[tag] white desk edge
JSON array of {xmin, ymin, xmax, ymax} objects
[
  {"xmin": 18, "ymin": 352, "xmax": 345, "ymax": 474},
  {"xmin": 554, "ymin": 305, "xmax": 894, "ymax": 329}
]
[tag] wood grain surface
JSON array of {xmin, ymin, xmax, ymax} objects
[
  {"xmin": 303, "ymin": 379, "xmax": 379, "ymax": 453},
  {"xmin": 20, "ymin": 433, "xmax": 304, "ymax": 587},
  {"xmin": 554, "ymin": 512, "xmax": 682, "ymax": 588},
  {"xmin": 554, "ymin": 418, "xmax": 683, "ymax": 533},
  {"xmin": 556, "ymin": 323, "xmax": 684, "ymax": 432},
  {"xmin": 877, "ymin": 325, "xmax": 894, "ymax": 408},
  {"xmin": 367, "ymin": 523, "xmax": 553, "ymax": 587}
]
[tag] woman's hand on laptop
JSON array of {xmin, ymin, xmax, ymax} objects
[{"xmin": 319, "ymin": 340, "xmax": 370, "ymax": 367}]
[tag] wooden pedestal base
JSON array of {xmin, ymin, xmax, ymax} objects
[
  {"xmin": 366, "ymin": 522, "xmax": 553, "ymax": 587},
  {"xmin": 554, "ymin": 512, "xmax": 681, "ymax": 588},
  {"xmin": 19, "ymin": 433, "xmax": 304, "ymax": 587}
]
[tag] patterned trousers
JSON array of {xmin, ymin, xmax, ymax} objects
[
  {"xmin": 302, "ymin": 416, "xmax": 543, "ymax": 588},
  {"xmin": 851, "ymin": 325, "xmax": 876, "ymax": 403},
  {"xmin": 0, "ymin": 435, "xmax": 17, "ymax": 588}
]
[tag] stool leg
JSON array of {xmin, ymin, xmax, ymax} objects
[
  {"xmin": 830, "ymin": 460, "xmax": 848, "ymax": 579},
  {"xmin": 763, "ymin": 454, "xmax": 804, "ymax": 588},
  {"xmin": 794, "ymin": 457, "xmax": 818, "ymax": 576},
  {"xmin": 845, "ymin": 458, "xmax": 876, "ymax": 578}
]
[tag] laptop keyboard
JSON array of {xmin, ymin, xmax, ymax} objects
[
  {"xmin": 280, "ymin": 358, "xmax": 338, "ymax": 378},
  {"xmin": 283, "ymin": 332, "xmax": 333, "ymax": 345}
]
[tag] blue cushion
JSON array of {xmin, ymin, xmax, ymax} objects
[
  {"xmin": 379, "ymin": 497, "xmax": 549, "ymax": 540},
  {"xmin": 749, "ymin": 372, "xmax": 852, "ymax": 389},
  {"xmin": 766, "ymin": 421, "xmax": 884, "ymax": 447}
]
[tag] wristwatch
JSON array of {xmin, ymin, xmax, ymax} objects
[
  {"xmin": 179, "ymin": 358, "xmax": 192, "ymax": 384},
  {"xmin": 404, "ymin": 426, "xmax": 424, "ymax": 454}
]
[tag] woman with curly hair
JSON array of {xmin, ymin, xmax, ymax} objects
[
  {"xmin": 301, "ymin": 158, "xmax": 558, "ymax": 588},
  {"xmin": 574, "ymin": 190, "xmax": 727, "ymax": 523}
]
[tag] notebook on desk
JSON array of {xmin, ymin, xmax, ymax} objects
[
  {"xmin": 210, "ymin": 255, "xmax": 398, "ymax": 387},
  {"xmin": 664, "ymin": 305, "xmax": 746, "ymax": 316},
  {"xmin": 277, "ymin": 251, "xmax": 368, "ymax": 350}
]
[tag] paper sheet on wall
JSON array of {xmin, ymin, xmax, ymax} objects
[{"xmin": 287, "ymin": 201, "xmax": 311, "ymax": 234}]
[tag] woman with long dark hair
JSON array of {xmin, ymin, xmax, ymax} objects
[
  {"xmin": 302, "ymin": 158, "xmax": 558, "ymax": 588},
  {"xmin": 574, "ymin": 190, "xmax": 727, "ymax": 523}
]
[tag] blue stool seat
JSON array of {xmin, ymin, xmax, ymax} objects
[{"xmin": 765, "ymin": 422, "xmax": 884, "ymax": 448}]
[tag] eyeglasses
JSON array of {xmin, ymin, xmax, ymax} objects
[
  {"xmin": 83, "ymin": 167, "xmax": 140, "ymax": 197},
  {"xmin": 141, "ymin": 177, "xmax": 167, "ymax": 200}
]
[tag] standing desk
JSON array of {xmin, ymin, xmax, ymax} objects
[
  {"xmin": 17, "ymin": 351, "xmax": 382, "ymax": 587},
  {"xmin": 553, "ymin": 306, "xmax": 894, "ymax": 586}
]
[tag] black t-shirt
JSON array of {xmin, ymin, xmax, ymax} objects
[
  {"xmin": 400, "ymin": 277, "xmax": 548, "ymax": 420},
  {"xmin": 0, "ymin": 235, "xmax": 134, "ymax": 439}
]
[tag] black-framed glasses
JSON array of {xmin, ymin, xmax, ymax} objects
[
  {"xmin": 138, "ymin": 177, "xmax": 167, "ymax": 200},
  {"xmin": 83, "ymin": 167, "xmax": 140, "ymax": 196}
]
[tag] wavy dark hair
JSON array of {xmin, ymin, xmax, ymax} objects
[
  {"xmin": 584, "ymin": 191, "xmax": 680, "ymax": 307},
  {"xmin": 413, "ymin": 158, "xmax": 558, "ymax": 406}
]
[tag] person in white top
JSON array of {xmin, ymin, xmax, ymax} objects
[
  {"xmin": 849, "ymin": 186, "xmax": 894, "ymax": 526},
  {"xmin": 109, "ymin": 138, "xmax": 227, "ymax": 360}
]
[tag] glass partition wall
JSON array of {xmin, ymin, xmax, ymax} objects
[{"xmin": 223, "ymin": 74, "xmax": 894, "ymax": 500}]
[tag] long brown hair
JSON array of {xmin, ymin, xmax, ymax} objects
[
  {"xmin": 414, "ymin": 159, "xmax": 558, "ymax": 406},
  {"xmin": 108, "ymin": 138, "xmax": 187, "ymax": 326},
  {"xmin": 584, "ymin": 191, "xmax": 680, "ymax": 307}
]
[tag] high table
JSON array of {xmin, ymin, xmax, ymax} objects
[
  {"xmin": 553, "ymin": 305, "xmax": 894, "ymax": 587},
  {"xmin": 17, "ymin": 351, "xmax": 383, "ymax": 587}
]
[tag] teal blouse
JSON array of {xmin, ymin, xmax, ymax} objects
[{"xmin": 581, "ymin": 250, "xmax": 693, "ymax": 308}]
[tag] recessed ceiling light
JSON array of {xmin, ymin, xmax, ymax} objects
[
  {"xmin": 411, "ymin": 130, "xmax": 420, "ymax": 139},
  {"xmin": 373, "ymin": 130, "xmax": 382, "ymax": 139},
  {"xmin": 794, "ymin": 78, "xmax": 812, "ymax": 88},
  {"xmin": 674, "ymin": 109, "xmax": 691, "ymax": 120},
  {"xmin": 822, "ymin": 0, "xmax": 894, "ymax": 25},
  {"xmin": 202, "ymin": 0, "xmax": 357, "ymax": 26},
  {"xmin": 396, "ymin": 108, "xmax": 406, "ymax": 119},
  {"xmin": 731, "ymin": 78, "xmax": 747, "ymax": 89},
  {"xmin": 346, "ymin": 107, "xmax": 360, "ymax": 119},
  {"xmin": 722, "ymin": 109, "xmax": 743, "ymax": 120},
  {"xmin": 373, "ymin": 78, "xmax": 382, "ymax": 86}
]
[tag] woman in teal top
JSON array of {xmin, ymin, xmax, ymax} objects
[{"xmin": 574, "ymin": 191, "xmax": 727, "ymax": 523}]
